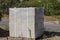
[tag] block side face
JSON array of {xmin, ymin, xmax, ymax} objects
[{"xmin": 35, "ymin": 8, "xmax": 44, "ymax": 38}]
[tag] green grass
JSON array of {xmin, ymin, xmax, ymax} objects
[
  {"xmin": 56, "ymin": 16, "xmax": 60, "ymax": 19},
  {"xmin": 55, "ymin": 16, "xmax": 60, "ymax": 24},
  {"xmin": 0, "ymin": 25, "xmax": 9, "ymax": 31}
]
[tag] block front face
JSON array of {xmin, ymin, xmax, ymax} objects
[{"xmin": 9, "ymin": 8, "xmax": 35, "ymax": 38}]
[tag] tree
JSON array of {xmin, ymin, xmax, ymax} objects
[
  {"xmin": 0, "ymin": 0, "xmax": 60, "ymax": 16},
  {"xmin": 41, "ymin": 0, "xmax": 58, "ymax": 16}
]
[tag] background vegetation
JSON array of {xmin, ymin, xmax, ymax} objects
[{"xmin": 0, "ymin": 0, "xmax": 60, "ymax": 20}]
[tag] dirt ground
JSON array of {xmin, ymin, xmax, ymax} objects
[
  {"xmin": 0, "ymin": 36, "xmax": 60, "ymax": 40},
  {"xmin": 44, "ymin": 16, "xmax": 57, "ymax": 21}
]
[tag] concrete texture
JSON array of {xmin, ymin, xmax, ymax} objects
[{"xmin": 9, "ymin": 8, "xmax": 44, "ymax": 39}]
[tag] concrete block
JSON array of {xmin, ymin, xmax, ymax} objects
[{"xmin": 9, "ymin": 7, "xmax": 44, "ymax": 39}]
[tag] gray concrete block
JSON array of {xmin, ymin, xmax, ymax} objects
[{"xmin": 9, "ymin": 7, "xmax": 44, "ymax": 39}]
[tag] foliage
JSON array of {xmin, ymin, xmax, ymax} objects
[
  {"xmin": 41, "ymin": 0, "xmax": 59, "ymax": 16},
  {"xmin": 0, "ymin": 0, "xmax": 60, "ymax": 16}
]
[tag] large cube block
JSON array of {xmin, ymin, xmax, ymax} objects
[{"xmin": 9, "ymin": 8, "xmax": 44, "ymax": 39}]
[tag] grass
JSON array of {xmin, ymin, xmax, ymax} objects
[
  {"xmin": 56, "ymin": 16, "xmax": 60, "ymax": 19},
  {"xmin": 44, "ymin": 16, "xmax": 60, "ymax": 21},
  {"xmin": 44, "ymin": 16, "xmax": 56, "ymax": 21},
  {"xmin": 0, "ymin": 25, "xmax": 9, "ymax": 31},
  {"xmin": 44, "ymin": 16, "xmax": 60, "ymax": 24},
  {"xmin": 55, "ymin": 16, "xmax": 60, "ymax": 20},
  {"xmin": 54, "ymin": 16, "xmax": 60, "ymax": 24}
]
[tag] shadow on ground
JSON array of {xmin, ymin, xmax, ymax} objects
[
  {"xmin": 42, "ymin": 31, "xmax": 60, "ymax": 39},
  {"xmin": 36, "ymin": 31, "xmax": 60, "ymax": 40},
  {"xmin": 0, "ymin": 28, "xmax": 60, "ymax": 40},
  {"xmin": 0, "ymin": 28, "xmax": 9, "ymax": 37}
]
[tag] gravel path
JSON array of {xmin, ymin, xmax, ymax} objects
[
  {"xmin": 0, "ymin": 18, "xmax": 9, "ymax": 27},
  {"xmin": 44, "ymin": 22, "xmax": 60, "ymax": 32}
]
